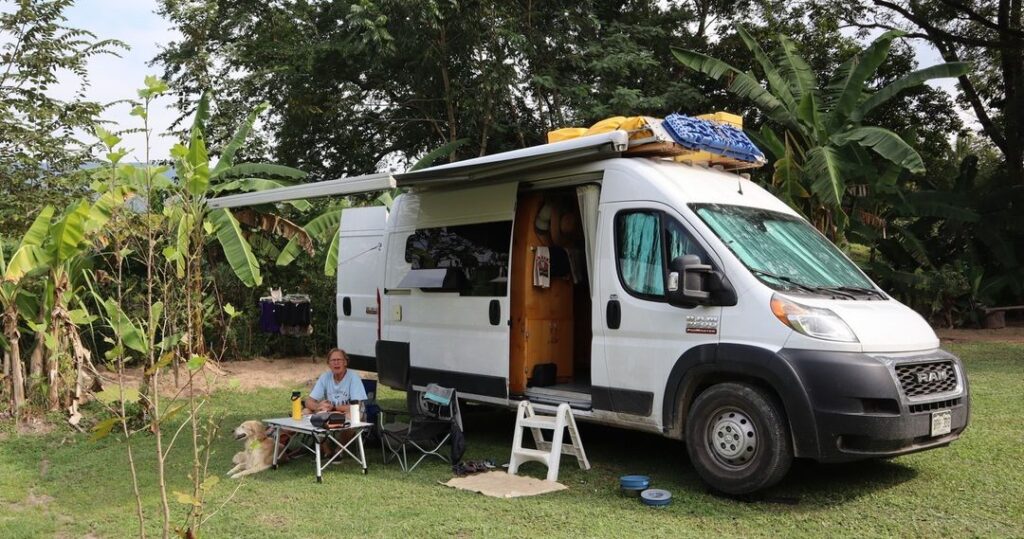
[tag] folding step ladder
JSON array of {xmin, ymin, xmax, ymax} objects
[{"xmin": 508, "ymin": 401, "xmax": 590, "ymax": 482}]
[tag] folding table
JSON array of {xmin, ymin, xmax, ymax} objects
[{"xmin": 264, "ymin": 416, "xmax": 371, "ymax": 483}]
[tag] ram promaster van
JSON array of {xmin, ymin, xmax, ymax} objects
[{"xmin": 210, "ymin": 126, "xmax": 970, "ymax": 494}]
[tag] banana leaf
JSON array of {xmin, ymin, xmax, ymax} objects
[
  {"xmin": 210, "ymin": 208, "xmax": 262, "ymax": 287},
  {"xmin": 852, "ymin": 62, "xmax": 971, "ymax": 122}
]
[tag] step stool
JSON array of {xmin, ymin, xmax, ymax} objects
[{"xmin": 508, "ymin": 401, "xmax": 590, "ymax": 482}]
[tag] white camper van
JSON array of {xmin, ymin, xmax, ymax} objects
[{"xmin": 211, "ymin": 131, "xmax": 969, "ymax": 494}]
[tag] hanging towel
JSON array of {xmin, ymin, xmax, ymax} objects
[
  {"xmin": 533, "ymin": 246, "xmax": 551, "ymax": 288},
  {"xmin": 259, "ymin": 300, "xmax": 280, "ymax": 333}
]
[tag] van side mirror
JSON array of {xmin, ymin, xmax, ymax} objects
[{"xmin": 667, "ymin": 254, "xmax": 736, "ymax": 308}]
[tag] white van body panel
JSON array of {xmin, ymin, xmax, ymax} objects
[
  {"xmin": 336, "ymin": 206, "xmax": 387, "ymax": 358},
  {"xmin": 381, "ymin": 183, "xmax": 518, "ymax": 394},
  {"xmin": 783, "ymin": 296, "xmax": 939, "ymax": 352}
]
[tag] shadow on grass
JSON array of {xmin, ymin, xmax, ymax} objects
[{"xmin": 454, "ymin": 401, "xmax": 919, "ymax": 509}]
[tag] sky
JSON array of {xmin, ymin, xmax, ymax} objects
[
  {"xmin": 48, "ymin": 1, "xmax": 974, "ymax": 164},
  {"xmin": 57, "ymin": 0, "xmax": 181, "ymax": 162}
]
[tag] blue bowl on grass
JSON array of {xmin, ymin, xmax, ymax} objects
[
  {"xmin": 619, "ymin": 475, "xmax": 650, "ymax": 491},
  {"xmin": 640, "ymin": 488, "xmax": 672, "ymax": 507}
]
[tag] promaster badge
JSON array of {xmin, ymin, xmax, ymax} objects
[{"xmin": 686, "ymin": 315, "xmax": 719, "ymax": 335}]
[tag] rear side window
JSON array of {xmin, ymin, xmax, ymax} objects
[
  {"xmin": 404, "ymin": 221, "xmax": 512, "ymax": 296},
  {"xmin": 615, "ymin": 211, "xmax": 708, "ymax": 300}
]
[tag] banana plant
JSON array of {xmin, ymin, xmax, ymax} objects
[
  {"xmin": 161, "ymin": 93, "xmax": 312, "ymax": 288},
  {"xmin": 672, "ymin": 28, "xmax": 970, "ymax": 241},
  {"xmin": 1, "ymin": 207, "xmax": 54, "ymax": 410}
]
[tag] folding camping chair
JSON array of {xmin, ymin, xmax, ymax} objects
[{"xmin": 379, "ymin": 384, "xmax": 463, "ymax": 472}]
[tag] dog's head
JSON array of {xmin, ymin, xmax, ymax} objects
[{"xmin": 233, "ymin": 420, "xmax": 265, "ymax": 442}]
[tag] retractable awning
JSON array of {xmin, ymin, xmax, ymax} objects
[{"xmin": 207, "ymin": 131, "xmax": 628, "ymax": 209}]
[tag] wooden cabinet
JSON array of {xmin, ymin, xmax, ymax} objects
[{"xmin": 509, "ymin": 193, "xmax": 575, "ymax": 393}]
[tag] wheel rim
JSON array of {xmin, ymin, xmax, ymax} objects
[{"xmin": 705, "ymin": 406, "xmax": 758, "ymax": 470}]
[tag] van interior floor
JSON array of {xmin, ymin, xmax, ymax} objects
[{"xmin": 523, "ymin": 382, "xmax": 592, "ymax": 410}]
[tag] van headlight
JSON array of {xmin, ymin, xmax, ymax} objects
[{"xmin": 770, "ymin": 294, "xmax": 858, "ymax": 342}]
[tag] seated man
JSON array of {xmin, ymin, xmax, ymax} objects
[{"xmin": 305, "ymin": 348, "xmax": 368, "ymax": 419}]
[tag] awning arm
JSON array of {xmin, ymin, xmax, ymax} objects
[{"xmin": 207, "ymin": 173, "xmax": 395, "ymax": 209}]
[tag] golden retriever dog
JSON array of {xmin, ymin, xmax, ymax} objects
[{"xmin": 227, "ymin": 420, "xmax": 274, "ymax": 479}]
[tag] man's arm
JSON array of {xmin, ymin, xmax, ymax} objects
[{"xmin": 306, "ymin": 375, "xmax": 331, "ymax": 412}]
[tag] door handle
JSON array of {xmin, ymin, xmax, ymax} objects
[
  {"xmin": 489, "ymin": 299, "xmax": 501, "ymax": 326},
  {"xmin": 606, "ymin": 299, "xmax": 621, "ymax": 330}
]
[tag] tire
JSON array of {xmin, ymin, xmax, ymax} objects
[{"xmin": 685, "ymin": 382, "xmax": 792, "ymax": 495}]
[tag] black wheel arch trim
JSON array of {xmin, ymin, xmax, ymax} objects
[{"xmin": 662, "ymin": 343, "xmax": 820, "ymax": 458}]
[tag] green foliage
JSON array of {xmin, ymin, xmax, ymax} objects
[
  {"xmin": 209, "ymin": 208, "xmax": 262, "ymax": 288},
  {"xmin": 673, "ymin": 27, "xmax": 969, "ymax": 242},
  {"xmin": 0, "ymin": 0, "xmax": 126, "ymax": 233}
]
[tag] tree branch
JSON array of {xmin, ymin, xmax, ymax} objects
[
  {"xmin": 932, "ymin": 40, "xmax": 1010, "ymax": 153},
  {"xmin": 873, "ymin": 0, "xmax": 1006, "ymax": 47},
  {"xmin": 933, "ymin": 0, "xmax": 1024, "ymax": 38}
]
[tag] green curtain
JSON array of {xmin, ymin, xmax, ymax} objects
[{"xmin": 617, "ymin": 212, "xmax": 664, "ymax": 295}]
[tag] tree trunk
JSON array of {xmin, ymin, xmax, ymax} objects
[
  {"xmin": 4, "ymin": 308, "xmax": 25, "ymax": 410},
  {"xmin": 46, "ymin": 326, "xmax": 60, "ymax": 410},
  {"xmin": 28, "ymin": 309, "xmax": 45, "ymax": 380}
]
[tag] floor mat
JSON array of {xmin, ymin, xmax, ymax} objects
[{"xmin": 443, "ymin": 471, "xmax": 567, "ymax": 498}]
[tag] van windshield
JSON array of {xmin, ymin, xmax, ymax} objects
[{"xmin": 692, "ymin": 204, "xmax": 879, "ymax": 296}]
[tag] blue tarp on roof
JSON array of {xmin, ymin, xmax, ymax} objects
[{"xmin": 662, "ymin": 114, "xmax": 765, "ymax": 163}]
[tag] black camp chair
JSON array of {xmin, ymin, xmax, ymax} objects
[
  {"xmin": 375, "ymin": 343, "xmax": 464, "ymax": 471},
  {"xmin": 379, "ymin": 385, "xmax": 463, "ymax": 471}
]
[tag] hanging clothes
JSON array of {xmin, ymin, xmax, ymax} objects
[{"xmin": 259, "ymin": 299, "xmax": 280, "ymax": 333}]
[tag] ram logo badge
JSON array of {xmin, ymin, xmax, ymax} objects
[{"xmin": 916, "ymin": 370, "xmax": 948, "ymax": 383}]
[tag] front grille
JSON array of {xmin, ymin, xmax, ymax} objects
[
  {"xmin": 909, "ymin": 398, "xmax": 961, "ymax": 414},
  {"xmin": 896, "ymin": 361, "xmax": 958, "ymax": 397}
]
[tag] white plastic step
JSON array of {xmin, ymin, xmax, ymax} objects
[
  {"xmin": 511, "ymin": 448, "xmax": 552, "ymax": 460},
  {"xmin": 507, "ymin": 401, "xmax": 590, "ymax": 482},
  {"xmin": 519, "ymin": 416, "xmax": 559, "ymax": 429}
]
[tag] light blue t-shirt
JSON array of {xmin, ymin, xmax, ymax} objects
[{"xmin": 310, "ymin": 370, "xmax": 367, "ymax": 405}]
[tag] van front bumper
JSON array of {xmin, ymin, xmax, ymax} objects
[{"xmin": 778, "ymin": 348, "xmax": 970, "ymax": 463}]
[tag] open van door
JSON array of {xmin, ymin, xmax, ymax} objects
[
  {"xmin": 381, "ymin": 183, "xmax": 518, "ymax": 402},
  {"xmin": 336, "ymin": 206, "xmax": 388, "ymax": 372}
]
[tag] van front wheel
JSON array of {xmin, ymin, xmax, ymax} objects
[{"xmin": 685, "ymin": 382, "xmax": 792, "ymax": 495}]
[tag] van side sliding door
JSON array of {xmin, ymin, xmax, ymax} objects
[{"xmin": 381, "ymin": 184, "xmax": 516, "ymax": 402}]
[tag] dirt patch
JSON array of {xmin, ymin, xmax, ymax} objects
[
  {"xmin": 7, "ymin": 491, "xmax": 55, "ymax": 512},
  {"xmin": 938, "ymin": 327, "xmax": 1024, "ymax": 344},
  {"xmin": 93, "ymin": 356, "xmax": 376, "ymax": 396},
  {"xmin": 218, "ymin": 357, "xmax": 326, "ymax": 391},
  {"xmin": 16, "ymin": 417, "xmax": 55, "ymax": 436}
]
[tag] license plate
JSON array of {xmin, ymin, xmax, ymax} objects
[{"xmin": 931, "ymin": 410, "xmax": 952, "ymax": 436}]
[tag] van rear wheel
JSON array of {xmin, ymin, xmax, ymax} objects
[{"xmin": 685, "ymin": 382, "xmax": 792, "ymax": 495}]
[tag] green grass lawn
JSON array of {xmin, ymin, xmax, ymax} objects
[{"xmin": 1, "ymin": 341, "xmax": 1022, "ymax": 538}]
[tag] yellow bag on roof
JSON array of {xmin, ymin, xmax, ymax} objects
[
  {"xmin": 547, "ymin": 128, "xmax": 589, "ymax": 143},
  {"xmin": 546, "ymin": 116, "xmax": 652, "ymax": 143}
]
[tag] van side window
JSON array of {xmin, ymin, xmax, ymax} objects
[
  {"xmin": 404, "ymin": 221, "xmax": 512, "ymax": 296},
  {"xmin": 615, "ymin": 211, "xmax": 665, "ymax": 297},
  {"xmin": 615, "ymin": 211, "xmax": 708, "ymax": 299},
  {"xmin": 665, "ymin": 217, "xmax": 709, "ymax": 264}
]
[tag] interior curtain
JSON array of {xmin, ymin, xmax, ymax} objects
[
  {"xmin": 619, "ymin": 212, "xmax": 663, "ymax": 295},
  {"xmin": 576, "ymin": 184, "xmax": 600, "ymax": 287}
]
